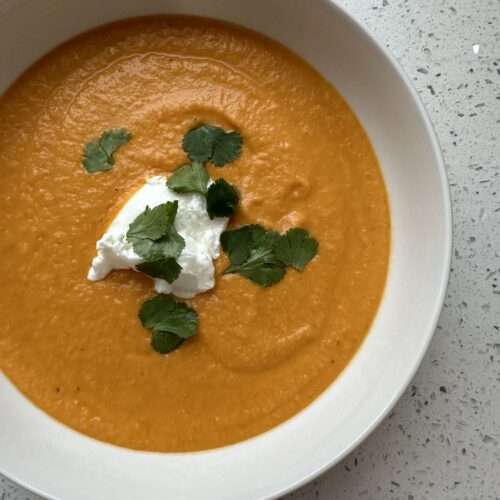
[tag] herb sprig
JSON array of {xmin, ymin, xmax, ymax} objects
[
  {"xmin": 139, "ymin": 295, "xmax": 198, "ymax": 354},
  {"xmin": 167, "ymin": 124, "xmax": 242, "ymax": 219},
  {"xmin": 183, "ymin": 124, "xmax": 242, "ymax": 166},
  {"xmin": 83, "ymin": 128, "xmax": 131, "ymax": 173},
  {"xmin": 166, "ymin": 162, "xmax": 209, "ymax": 195},
  {"xmin": 274, "ymin": 228, "xmax": 319, "ymax": 271},
  {"xmin": 206, "ymin": 179, "xmax": 240, "ymax": 219},
  {"xmin": 127, "ymin": 202, "xmax": 185, "ymax": 284},
  {"xmin": 221, "ymin": 225, "xmax": 318, "ymax": 287}
]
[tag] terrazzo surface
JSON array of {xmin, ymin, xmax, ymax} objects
[{"xmin": 1, "ymin": 0, "xmax": 499, "ymax": 499}]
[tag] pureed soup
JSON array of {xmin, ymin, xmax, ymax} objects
[{"xmin": 0, "ymin": 16, "xmax": 390, "ymax": 452}]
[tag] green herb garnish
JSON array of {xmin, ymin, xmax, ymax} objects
[
  {"xmin": 139, "ymin": 295, "xmax": 197, "ymax": 339},
  {"xmin": 136, "ymin": 258, "xmax": 182, "ymax": 284},
  {"xmin": 206, "ymin": 179, "xmax": 240, "ymax": 219},
  {"xmin": 221, "ymin": 225, "xmax": 318, "ymax": 287},
  {"xmin": 126, "ymin": 202, "xmax": 185, "ymax": 263},
  {"xmin": 139, "ymin": 295, "xmax": 198, "ymax": 354},
  {"xmin": 211, "ymin": 131, "xmax": 243, "ymax": 166},
  {"xmin": 167, "ymin": 162, "xmax": 209, "ymax": 195},
  {"xmin": 222, "ymin": 225, "xmax": 286, "ymax": 287},
  {"xmin": 183, "ymin": 124, "xmax": 242, "ymax": 166},
  {"xmin": 274, "ymin": 228, "xmax": 319, "ymax": 271},
  {"xmin": 151, "ymin": 330, "xmax": 184, "ymax": 354},
  {"xmin": 220, "ymin": 225, "xmax": 265, "ymax": 266},
  {"xmin": 168, "ymin": 125, "xmax": 242, "ymax": 219},
  {"xmin": 83, "ymin": 128, "xmax": 131, "ymax": 173}
]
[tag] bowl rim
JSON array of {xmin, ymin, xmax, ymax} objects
[
  {"xmin": 0, "ymin": 0, "xmax": 452, "ymax": 498},
  {"xmin": 270, "ymin": 0, "xmax": 452, "ymax": 496},
  {"xmin": 270, "ymin": 0, "xmax": 452, "ymax": 493}
]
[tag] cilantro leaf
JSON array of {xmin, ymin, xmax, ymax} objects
[
  {"xmin": 274, "ymin": 228, "xmax": 319, "ymax": 271},
  {"xmin": 206, "ymin": 179, "xmax": 240, "ymax": 219},
  {"xmin": 220, "ymin": 224, "xmax": 266, "ymax": 266},
  {"xmin": 83, "ymin": 142, "xmax": 111, "ymax": 173},
  {"xmin": 144, "ymin": 226, "xmax": 185, "ymax": 261},
  {"xmin": 167, "ymin": 162, "xmax": 209, "ymax": 195},
  {"xmin": 136, "ymin": 257, "xmax": 182, "ymax": 284},
  {"xmin": 127, "ymin": 203, "xmax": 177, "ymax": 241},
  {"xmin": 182, "ymin": 124, "xmax": 242, "ymax": 166},
  {"xmin": 211, "ymin": 131, "xmax": 242, "ymax": 166},
  {"xmin": 126, "ymin": 202, "xmax": 185, "ymax": 261},
  {"xmin": 223, "ymin": 227, "xmax": 286, "ymax": 287},
  {"xmin": 151, "ymin": 330, "xmax": 184, "ymax": 354},
  {"xmin": 99, "ymin": 129, "xmax": 132, "ymax": 157},
  {"xmin": 82, "ymin": 128, "xmax": 131, "ymax": 174},
  {"xmin": 183, "ymin": 125, "xmax": 221, "ymax": 163},
  {"xmin": 139, "ymin": 295, "xmax": 198, "ymax": 339}
]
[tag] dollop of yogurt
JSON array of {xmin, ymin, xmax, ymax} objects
[{"xmin": 88, "ymin": 176, "xmax": 228, "ymax": 298}]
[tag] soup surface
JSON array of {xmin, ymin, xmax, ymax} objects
[{"xmin": 0, "ymin": 16, "xmax": 390, "ymax": 451}]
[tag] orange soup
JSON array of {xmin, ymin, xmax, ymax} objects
[{"xmin": 0, "ymin": 16, "xmax": 390, "ymax": 451}]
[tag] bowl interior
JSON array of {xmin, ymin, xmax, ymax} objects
[{"xmin": 0, "ymin": 1, "xmax": 451, "ymax": 499}]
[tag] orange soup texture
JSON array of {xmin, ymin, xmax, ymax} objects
[{"xmin": 0, "ymin": 16, "xmax": 390, "ymax": 451}]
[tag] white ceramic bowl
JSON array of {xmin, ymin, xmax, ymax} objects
[{"xmin": 0, "ymin": 1, "xmax": 451, "ymax": 498}]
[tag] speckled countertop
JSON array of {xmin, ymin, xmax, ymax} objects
[{"xmin": 1, "ymin": 1, "xmax": 499, "ymax": 499}]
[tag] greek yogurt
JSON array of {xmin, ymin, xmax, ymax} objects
[{"xmin": 88, "ymin": 176, "xmax": 228, "ymax": 298}]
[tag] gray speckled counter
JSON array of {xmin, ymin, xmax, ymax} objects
[{"xmin": 1, "ymin": 1, "xmax": 499, "ymax": 499}]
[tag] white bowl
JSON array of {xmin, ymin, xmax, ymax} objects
[{"xmin": 0, "ymin": 0, "xmax": 451, "ymax": 498}]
